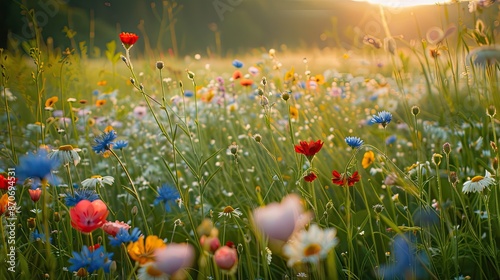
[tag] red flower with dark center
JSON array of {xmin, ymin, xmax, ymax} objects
[
  {"xmin": 70, "ymin": 199, "xmax": 109, "ymax": 233},
  {"xmin": 294, "ymin": 140, "xmax": 323, "ymax": 161},
  {"xmin": 0, "ymin": 174, "xmax": 16, "ymax": 190},
  {"xmin": 119, "ymin": 32, "xmax": 139, "ymax": 49},
  {"xmin": 304, "ymin": 172, "xmax": 317, "ymax": 182},
  {"xmin": 240, "ymin": 78, "xmax": 253, "ymax": 87},
  {"xmin": 332, "ymin": 170, "xmax": 360, "ymax": 187}
]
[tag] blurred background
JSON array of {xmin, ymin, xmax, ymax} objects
[{"xmin": 0, "ymin": 0, "xmax": 489, "ymax": 57}]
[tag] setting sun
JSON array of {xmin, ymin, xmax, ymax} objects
[{"xmin": 354, "ymin": 0, "xmax": 453, "ymax": 7}]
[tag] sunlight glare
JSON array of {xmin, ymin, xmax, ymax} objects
[{"xmin": 353, "ymin": 0, "xmax": 453, "ymax": 8}]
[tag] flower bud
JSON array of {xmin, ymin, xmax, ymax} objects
[
  {"xmin": 54, "ymin": 212, "xmax": 61, "ymax": 222},
  {"xmin": 121, "ymin": 55, "xmax": 127, "ymax": 63},
  {"xmin": 260, "ymin": 96, "xmax": 269, "ymax": 107},
  {"xmin": 156, "ymin": 61, "xmax": 164, "ymax": 70},
  {"xmin": 432, "ymin": 153, "xmax": 442, "ymax": 166},
  {"xmin": 186, "ymin": 70, "xmax": 195, "ymax": 80},
  {"xmin": 27, "ymin": 217, "xmax": 36, "ymax": 229},
  {"xmin": 229, "ymin": 143, "xmax": 238, "ymax": 155},
  {"xmin": 214, "ymin": 246, "xmax": 238, "ymax": 272},
  {"xmin": 411, "ymin": 105, "xmax": 420, "ymax": 116},
  {"xmin": 281, "ymin": 91, "xmax": 290, "ymax": 101},
  {"xmin": 253, "ymin": 134, "xmax": 262, "ymax": 143},
  {"xmin": 443, "ymin": 142, "xmax": 451, "ymax": 155},
  {"xmin": 257, "ymin": 87, "xmax": 264, "ymax": 96},
  {"xmin": 130, "ymin": 78, "xmax": 135, "ymax": 85},
  {"xmin": 487, "ymin": 105, "xmax": 496, "ymax": 118},
  {"xmin": 491, "ymin": 141, "xmax": 498, "ymax": 152},
  {"xmin": 131, "ymin": 206, "xmax": 138, "ymax": 216},
  {"xmin": 261, "ymin": 77, "xmax": 267, "ymax": 86}
]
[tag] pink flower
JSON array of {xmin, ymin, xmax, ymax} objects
[
  {"xmin": 200, "ymin": 235, "xmax": 221, "ymax": 254},
  {"xmin": 102, "ymin": 220, "xmax": 131, "ymax": 237},
  {"xmin": 70, "ymin": 200, "xmax": 109, "ymax": 233},
  {"xmin": 214, "ymin": 245, "xmax": 238, "ymax": 273},
  {"xmin": 253, "ymin": 194, "xmax": 312, "ymax": 241},
  {"xmin": 154, "ymin": 243, "xmax": 194, "ymax": 276}
]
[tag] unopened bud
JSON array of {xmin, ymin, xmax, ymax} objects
[
  {"xmin": 432, "ymin": 153, "xmax": 442, "ymax": 166},
  {"xmin": 257, "ymin": 87, "xmax": 264, "ymax": 96},
  {"xmin": 253, "ymin": 134, "xmax": 262, "ymax": 143},
  {"xmin": 27, "ymin": 217, "xmax": 36, "ymax": 229},
  {"xmin": 109, "ymin": 261, "xmax": 117, "ymax": 273},
  {"xmin": 187, "ymin": 70, "xmax": 195, "ymax": 80},
  {"xmin": 281, "ymin": 91, "xmax": 290, "ymax": 101},
  {"xmin": 261, "ymin": 77, "xmax": 267, "ymax": 86},
  {"xmin": 449, "ymin": 171, "xmax": 458, "ymax": 186},
  {"xmin": 121, "ymin": 55, "xmax": 127, "ymax": 63},
  {"xmin": 131, "ymin": 206, "xmax": 138, "ymax": 216},
  {"xmin": 411, "ymin": 105, "xmax": 420, "ymax": 116},
  {"xmin": 487, "ymin": 105, "xmax": 496, "ymax": 118},
  {"xmin": 156, "ymin": 61, "xmax": 164, "ymax": 70},
  {"xmin": 443, "ymin": 142, "xmax": 451, "ymax": 155},
  {"xmin": 229, "ymin": 143, "xmax": 238, "ymax": 155},
  {"xmin": 260, "ymin": 96, "xmax": 269, "ymax": 107},
  {"xmin": 54, "ymin": 212, "xmax": 61, "ymax": 223},
  {"xmin": 130, "ymin": 78, "xmax": 135, "ymax": 85},
  {"xmin": 491, "ymin": 141, "xmax": 497, "ymax": 152}
]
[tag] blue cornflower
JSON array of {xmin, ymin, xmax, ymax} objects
[
  {"xmin": 154, "ymin": 185, "xmax": 180, "ymax": 212},
  {"xmin": 17, "ymin": 150, "xmax": 60, "ymax": 182},
  {"xmin": 345, "ymin": 136, "xmax": 364, "ymax": 149},
  {"xmin": 109, "ymin": 227, "xmax": 142, "ymax": 246},
  {"xmin": 69, "ymin": 245, "xmax": 114, "ymax": 273},
  {"xmin": 184, "ymin": 90, "xmax": 194, "ymax": 97},
  {"xmin": 92, "ymin": 130, "xmax": 117, "ymax": 154},
  {"xmin": 232, "ymin": 59, "xmax": 243, "ymax": 68},
  {"xmin": 386, "ymin": 135, "xmax": 397, "ymax": 145},
  {"xmin": 114, "ymin": 140, "xmax": 128, "ymax": 150},
  {"xmin": 369, "ymin": 111, "xmax": 392, "ymax": 127},
  {"xmin": 376, "ymin": 233, "xmax": 429, "ymax": 280},
  {"xmin": 65, "ymin": 189, "xmax": 100, "ymax": 207},
  {"xmin": 30, "ymin": 229, "xmax": 52, "ymax": 243}
]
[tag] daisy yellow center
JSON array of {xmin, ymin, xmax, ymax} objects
[
  {"xmin": 58, "ymin": 145, "xmax": 74, "ymax": 151},
  {"xmin": 471, "ymin": 176, "xmax": 484, "ymax": 182},
  {"xmin": 146, "ymin": 265, "xmax": 163, "ymax": 277},
  {"xmin": 91, "ymin": 175, "xmax": 103, "ymax": 179},
  {"xmin": 223, "ymin": 206, "xmax": 235, "ymax": 213},
  {"xmin": 303, "ymin": 243, "xmax": 321, "ymax": 257}
]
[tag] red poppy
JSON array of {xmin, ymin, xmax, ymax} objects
[
  {"xmin": 304, "ymin": 171, "xmax": 317, "ymax": 182},
  {"xmin": 232, "ymin": 70, "xmax": 242, "ymax": 80},
  {"xmin": 332, "ymin": 170, "xmax": 360, "ymax": 187},
  {"xmin": 119, "ymin": 32, "xmax": 139, "ymax": 49},
  {"xmin": 70, "ymin": 199, "xmax": 109, "ymax": 233},
  {"xmin": 294, "ymin": 140, "xmax": 323, "ymax": 161},
  {"xmin": 0, "ymin": 174, "xmax": 16, "ymax": 190},
  {"xmin": 29, "ymin": 188, "xmax": 42, "ymax": 202},
  {"xmin": 240, "ymin": 78, "xmax": 253, "ymax": 87}
]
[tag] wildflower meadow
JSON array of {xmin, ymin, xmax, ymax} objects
[{"xmin": 1, "ymin": 1, "xmax": 500, "ymax": 279}]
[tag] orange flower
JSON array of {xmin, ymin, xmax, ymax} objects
[
  {"xmin": 362, "ymin": 151, "xmax": 375, "ymax": 169},
  {"xmin": 232, "ymin": 70, "xmax": 242, "ymax": 80},
  {"xmin": 45, "ymin": 96, "xmax": 59, "ymax": 108},
  {"xmin": 0, "ymin": 194, "xmax": 9, "ymax": 216},
  {"xmin": 127, "ymin": 235, "xmax": 166, "ymax": 264},
  {"xmin": 96, "ymin": 99, "xmax": 106, "ymax": 107},
  {"xmin": 119, "ymin": 32, "xmax": 139, "ymax": 49},
  {"xmin": 240, "ymin": 78, "xmax": 253, "ymax": 87},
  {"xmin": 97, "ymin": 80, "xmax": 107, "ymax": 86},
  {"xmin": 70, "ymin": 200, "xmax": 109, "ymax": 233},
  {"xmin": 315, "ymin": 74, "xmax": 325, "ymax": 85}
]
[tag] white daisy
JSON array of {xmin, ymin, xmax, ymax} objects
[
  {"xmin": 283, "ymin": 224, "xmax": 339, "ymax": 267},
  {"xmin": 137, "ymin": 262, "xmax": 169, "ymax": 280},
  {"xmin": 218, "ymin": 206, "xmax": 242, "ymax": 219},
  {"xmin": 48, "ymin": 145, "xmax": 81, "ymax": 166},
  {"xmin": 81, "ymin": 175, "xmax": 115, "ymax": 188},
  {"xmin": 462, "ymin": 170, "xmax": 495, "ymax": 194}
]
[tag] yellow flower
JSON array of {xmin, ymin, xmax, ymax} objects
[
  {"xmin": 45, "ymin": 96, "xmax": 59, "ymax": 107},
  {"xmin": 362, "ymin": 150, "xmax": 375, "ymax": 168},
  {"xmin": 289, "ymin": 106, "xmax": 299, "ymax": 120},
  {"xmin": 284, "ymin": 67, "xmax": 295, "ymax": 82},
  {"xmin": 315, "ymin": 74, "xmax": 325, "ymax": 85},
  {"xmin": 104, "ymin": 125, "xmax": 114, "ymax": 133},
  {"xmin": 127, "ymin": 235, "xmax": 166, "ymax": 265}
]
